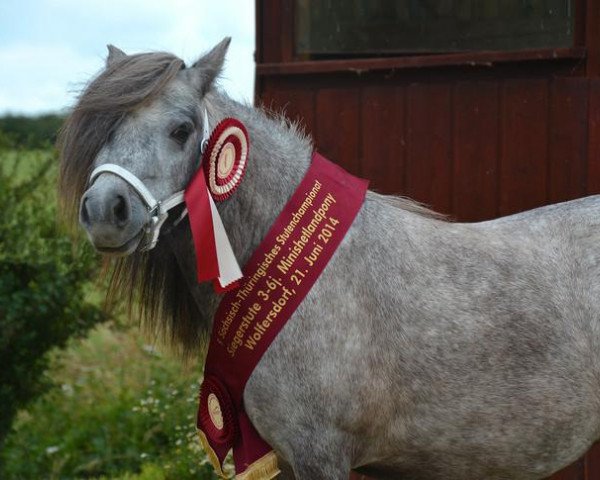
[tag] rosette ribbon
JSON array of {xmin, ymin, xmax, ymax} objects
[{"xmin": 184, "ymin": 116, "xmax": 249, "ymax": 292}]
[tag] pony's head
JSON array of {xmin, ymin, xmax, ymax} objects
[
  {"xmin": 57, "ymin": 38, "xmax": 232, "ymax": 355},
  {"xmin": 59, "ymin": 38, "xmax": 231, "ymax": 255}
]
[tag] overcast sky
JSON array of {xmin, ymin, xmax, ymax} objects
[{"xmin": 0, "ymin": 0, "xmax": 255, "ymax": 115}]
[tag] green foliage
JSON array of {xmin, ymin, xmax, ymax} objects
[
  {"xmin": 0, "ymin": 114, "xmax": 65, "ymax": 149},
  {"xmin": 0, "ymin": 144, "xmax": 222, "ymax": 479},
  {"xmin": 0, "ymin": 148, "xmax": 104, "ymax": 446},
  {"xmin": 0, "ymin": 325, "xmax": 220, "ymax": 480},
  {"xmin": 0, "ymin": 146, "xmax": 221, "ymax": 479},
  {"xmin": 0, "ymin": 129, "xmax": 16, "ymax": 149}
]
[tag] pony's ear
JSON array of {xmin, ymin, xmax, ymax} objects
[
  {"xmin": 106, "ymin": 44, "xmax": 126, "ymax": 67},
  {"xmin": 189, "ymin": 37, "xmax": 231, "ymax": 94}
]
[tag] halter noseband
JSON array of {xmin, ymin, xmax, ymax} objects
[{"xmin": 87, "ymin": 109, "xmax": 211, "ymax": 251}]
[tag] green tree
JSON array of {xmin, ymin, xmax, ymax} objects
[{"xmin": 0, "ymin": 147, "xmax": 105, "ymax": 447}]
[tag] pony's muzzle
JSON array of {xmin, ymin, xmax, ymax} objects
[{"xmin": 79, "ymin": 176, "xmax": 144, "ymax": 254}]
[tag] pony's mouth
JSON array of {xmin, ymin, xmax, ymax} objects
[{"xmin": 94, "ymin": 229, "xmax": 144, "ymax": 256}]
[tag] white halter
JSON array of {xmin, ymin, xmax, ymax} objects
[{"xmin": 88, "ymin": 109, "xmax": 211, "ymax": 251}]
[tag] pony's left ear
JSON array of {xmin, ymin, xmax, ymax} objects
[
  {"xmin": 106, "ymin": 44, "xmax": 127, "ymax": 67},
  {"xmin": 189, "ymin": 37, "xmax": 231, "ymax": 94}
]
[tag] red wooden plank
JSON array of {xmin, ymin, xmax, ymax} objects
[
  {"xmin": 315, "ymin": 87, "xmax": 360, "ymax": 175},
  {"xmin": 361, "ymin": 85, "xmax": 406, "ymax": 195},
  {"xmin": 587, "ymin": 80, "xmax": 600, "ymax": 194},
  {"xmin": 548, "ymin": 77, "xmax": 588, "ymax": 203},
  {"xmin": 280, "ymin": 0, "xmax": 294, "ymax": 62},
  {"xmin": 453, "ymin": 81, "xmax": 499, "ymax": 221},
  {"xmin": 547, "ymin": 458, "xmax": 585, "ymax": 480},
  {"xmin": 586, "ymin": 0, "xmax": 600, "ymax": 77},
  {"xmin": 499, "ymin": 79, "xmax": 549, "ymax": 216},
  {"xmin": 584, "ymin": 442, "xmax": 600, "ymax": 479},
  {"xmin": 258, "ymin": 0, "xmax": 284, "ymax": 64},
  {"xmin": 256, "ymin": 48, "xmax": 585, "ymax": 76},
  {"xmin": 349, "ymin": 473, "xmax": 371, "ymax": 480},
  {"xmin": 261, "ymin": 83, "xmax": 316, "ymax": 138},
  {"xmin": 405, "ymin": 83, "xmax": 453, "ymax": 214},
  {"xmin": 574, "ymin": 0, "xmax": 586, "ymax": 47}
]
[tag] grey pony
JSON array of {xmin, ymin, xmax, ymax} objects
[{"xmin": 59, "ymin": 38, "xmax": 600, "ymax": 480}]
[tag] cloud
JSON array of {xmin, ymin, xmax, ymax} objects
[
  {"xmin": 0, "ymin": 43, "xmax": 99, "ymax": 113},
  {"xmin": 0, "ymin": 0, "xmax": 255, "ymax": 114},
  {"xmin": 154, "ymin": 0, "xmax": 255, "ymax": 103}
]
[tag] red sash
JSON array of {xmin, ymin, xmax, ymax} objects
[{"xmin": 197, "ymin": 152, "xmax": 368, "ymax": 479}]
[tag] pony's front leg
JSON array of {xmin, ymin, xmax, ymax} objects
[
  {"xmin": 280, "ymin": 434, "xmax": 352, "ymax": 480},
  {"xmin": 275, "ymin": 457, "xmax": 296, "ymax": 479},
  {"xmin": 290, "ymin": 457, "xmax": 351, "ymax": 480}
]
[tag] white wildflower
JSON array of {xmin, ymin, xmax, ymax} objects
[{"xmin": 46, "ymin": 446, "xmax": 60, "ymax": 455}]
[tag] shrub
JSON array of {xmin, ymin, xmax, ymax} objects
[
  {"xmin": 0, "ymin": 147, "xmax": 105, "ymax": 447},
  {"xmin": 0, "ymin": 147, "xmax": 222, "ymax": 479},
  {"xmin": 0, "ymin": 114, "xmax": 65, "ymax": 149},
  {"xmin": 0, "ymin": 325, "xmax": 219, "ymax": 480},
  {"xmin": 0, "ymin": 147, "xmax": 220, "ymax": 479}
]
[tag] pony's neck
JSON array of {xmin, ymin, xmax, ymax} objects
[{"xmin": 170, "ymin": 91, "xmax": 314, "ymax": 324}]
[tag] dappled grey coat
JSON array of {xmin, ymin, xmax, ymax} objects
[{"xmin": 58, "ymin": 38, "xmax": 600, "ymax": 480}]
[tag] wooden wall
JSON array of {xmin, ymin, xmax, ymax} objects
[
  {"xmin": 258, "ymin": 67, "xmax": 600, "ymax": 480},
  {"xmin": 256, "ymin": 1, "xmax": 600, "ymax": 478},
  {"xmin": 259, "ymin": 69, "xmax": 600, "ymax": 222}
]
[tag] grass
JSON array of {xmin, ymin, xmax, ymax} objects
[{"xmin": 1, "ymin": 322, "xmax": 221, "ymax": 480}]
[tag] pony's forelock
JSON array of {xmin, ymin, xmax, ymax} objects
[{"xmin": 58, "ymin": 52, "xmax": 184, "ymax": 222}]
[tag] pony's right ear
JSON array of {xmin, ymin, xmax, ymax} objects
[
  {"xmin": 189, "ymin": 37, "xmax": 231, "ymax": 94},
  {"xmin": 106, "ymin": 44, "xmax": 126, "ymax": 67}
]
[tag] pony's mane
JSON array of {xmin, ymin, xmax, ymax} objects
[
  {"xmin": 106, "ymin": 238, "xmax": 208, "ymax": 357},
  {"xmin": 377, "ymin": 194, "xmax": 448, "ymax": 220},
  {"xmin": 57, "ymin": 52, "xmax": 206, "ymax": 357}
]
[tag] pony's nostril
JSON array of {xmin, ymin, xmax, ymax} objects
[
  {"xmin": 80, "ymin": 197, "xmax": 91, "ymax": 226},
  {"xmin": 112, "ymin": 195, "xmax": 129, "ymax": 226}
]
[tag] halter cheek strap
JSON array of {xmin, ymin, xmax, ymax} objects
[{"xmin": 88, "ymin": 164, "xmax": 185, "ymax": 251}]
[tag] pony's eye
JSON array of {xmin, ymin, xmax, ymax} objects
[{"xmin": 170, "ymin": 123, "xmax": 193, "ymax": 146}]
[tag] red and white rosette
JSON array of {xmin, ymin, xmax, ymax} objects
[
  {"xmin": 196, "ymin": 376, "xmax": 237, "ymax": 477},
  {"xmin": 203, "ymin": 119, "xmax": 249, "ymax": 201},
  {"xmin": 184, "ymin": 118, "xmax": 249, "ymax": 292}
]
